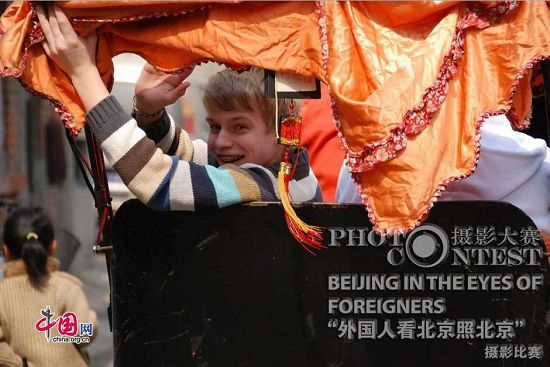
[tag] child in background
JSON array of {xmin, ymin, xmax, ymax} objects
[{"xmin": 0, "ymin": 207, "xmax": 96, "ymax": 367}]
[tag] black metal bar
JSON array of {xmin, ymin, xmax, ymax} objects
[
  {"xmin": 83, "ymin": 125, "xmax": 114, "ymax": 331},
  {"xmin": 83, "ymin": 125, "xmax": 113, "ymax": 253},
  {"xmin": 64, "ymin": 128, "xmax": 94, "ymax": 196}
]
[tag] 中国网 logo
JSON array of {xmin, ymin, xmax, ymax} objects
[{"xmin": 34, "ymin": 306, "xmax": 93, "ymax": 344}]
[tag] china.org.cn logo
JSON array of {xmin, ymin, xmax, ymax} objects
[{"xmin": 34, "ymin": 306, "xmax": 93, "ymax": 344}]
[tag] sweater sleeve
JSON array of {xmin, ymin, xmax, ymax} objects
[
  {"xmin": 86, "ymin": 95, "xmax": 277, "ymax": 210},
  {"xmin": 139, "ymin": 111, "xmax": 210, "ymax": 163},
  {"xmin": 0, "ymin": 325, "xmax": 24, "ymax": 367}
]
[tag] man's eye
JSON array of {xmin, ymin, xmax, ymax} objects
[
  {"xmin": 209, "ymin": 125, "xmax": 221, "ymax": 133},
  {"xmin": 235, "ymin": 125, "xmax": 248, "ymax": 131}
]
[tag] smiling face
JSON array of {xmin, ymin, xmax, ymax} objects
[
  {"xmin": 202, "ymin": 67, "xmax": 295, "ymax": 167},
  {"xmin": 206, "ymin": 105, "xmax": 283, "ymax": 167}
]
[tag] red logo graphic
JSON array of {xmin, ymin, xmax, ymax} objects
[
  {"xmin": 57, "ymin": 312, "xmax": 78, "ymax": 337},
  {"xmin": 35, "ymin": 306, "xmax": 92, "ymax": 342}
]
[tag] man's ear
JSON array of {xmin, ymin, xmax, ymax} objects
[
  {"xmin": 49, "ymin": 240, "xmax": 58, "ymax": 255},
  {"xmin": 2, "ymin": 244, "xmax": 12, "ymax": 260}
]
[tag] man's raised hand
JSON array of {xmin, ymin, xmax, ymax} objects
[
  {"xmin": 36, "ymin": 4, "xmax": 98, "ymax": 80},
  {"xmin": 134, "ymin": 63, "xmax": 194, "ymax": 115}
]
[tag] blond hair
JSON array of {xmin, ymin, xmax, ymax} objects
[{"xmin": 203, "ymin": 67, "xmax": 299, "ymax": 130}]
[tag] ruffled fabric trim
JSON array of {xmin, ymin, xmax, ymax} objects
[
  {"xmin": 315, "ymin": 1, "xmax": 329, "ymax": 78},
  {"xmin": 153, "ymin": 60, "xmax": 247, "ymax": 75},
  {"xmin": 69, "ymin": 4, "xmax": 210, "ymax": 23},
  {"xmin": 352, "ymin": 54, "xmax": 550, "ymax": 235},
  {"xmin": 317, "ymin": 1, "xmax": 519, "ymax": 173},
  {"xmin": 113, "ymin": 48, "xmax": 246, "ymax": 75},
  {"xmin": 0, "ymin": 11, "xmax": 42, "ymax": 78},
  {"xmin": 19, "ymin": 76, "xmax": 79, "ymax": 135}
]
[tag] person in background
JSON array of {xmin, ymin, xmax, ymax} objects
[{"xmin": 0, "ymin": 207, "xmax": 96, "ymax": 367}]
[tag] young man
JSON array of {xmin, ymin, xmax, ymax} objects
[{"xmin": 36, "ymin": 5, "xmax": 322, "ymax": 210}]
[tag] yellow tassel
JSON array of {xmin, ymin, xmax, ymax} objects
[{"xmin": 278, "ymin": 162, "xmax": 325, "ymax": 253}]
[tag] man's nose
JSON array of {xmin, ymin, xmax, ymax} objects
[{"xmin": 215, "ymin": 129, "xmax": 233, "ymax": 148}]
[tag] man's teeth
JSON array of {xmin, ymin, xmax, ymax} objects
[{"xmin": 219, "ymin": 155, "xmax": 243, "ymax": 163}]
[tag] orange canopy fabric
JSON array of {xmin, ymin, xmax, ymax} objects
[{"xmin": 1, "ymin": 1, "xmax": 548, "ymax": 233}]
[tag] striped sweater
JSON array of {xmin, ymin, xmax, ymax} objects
[{"xmin": 87, "ymin": 96, "xmax": 322, "ymax": 210}]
